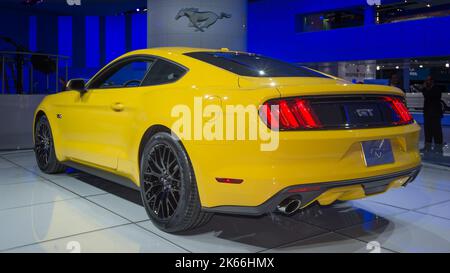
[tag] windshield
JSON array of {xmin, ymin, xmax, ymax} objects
[{"xmin": 184, "ymin": 51, "xmax": 330, "ymax": 78}]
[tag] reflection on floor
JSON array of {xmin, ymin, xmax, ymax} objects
[
  {"xmin": 417, "ymin": 119, "xmax": 450, "ymax": 167},
  {"xmin": 421, "ymin": 139, "xmax": 450, "ymax": 167},
  {"xmin": 1, "ymin": 150, "xmax": 450, "ymax": 253}
]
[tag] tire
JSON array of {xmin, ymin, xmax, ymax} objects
[
  {"xmin": 140, "ymin": 132, "xmax": 212, "ymax": 233},
  {"xmin": 34, "ymin": 115, "xmax": 66, "ymax": 174}
]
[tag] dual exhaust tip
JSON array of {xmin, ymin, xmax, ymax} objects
[{"xmin": 277, "ymin": 197, "xmax": 302, "ymax": 215}]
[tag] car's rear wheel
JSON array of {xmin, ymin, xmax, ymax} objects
[
  {"xmin": 140, "ymin": 132, "xmax": 212, "ymax": 233},
  {"xmin": 34, "ymin": 115, "xmax": 66, "ymax": 174}
]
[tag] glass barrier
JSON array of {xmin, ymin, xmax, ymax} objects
[{"xmin": 0, "ymin": 51, "xmax": 70, "ymax": 95}]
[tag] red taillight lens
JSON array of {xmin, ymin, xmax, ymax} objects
[
  {"xmin": 293, "ymin": 99, "xmax": 321, "ymax": 128},
  {"xmin": 384, "ymin": 96, "xmax": 414, "ymax": 125},
  {"xmin": 261, "ymin": 98, "xmax": 322, "ymax": 130},
  {"xmin": 215, "ymin": 178, "xmax": 244, "ymax": 184},
  {"xmin": 279, "ymin": 100, "xmax": 300, "ymax": 128}
]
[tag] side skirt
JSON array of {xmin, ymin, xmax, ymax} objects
[{"xmin": 63, "ymin": 161, "xmax": 140, "ymax": 191}]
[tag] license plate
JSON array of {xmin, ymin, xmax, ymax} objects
[{"xmin": 361, "ymin": 139, "xmax": 394, "ymax": 167}]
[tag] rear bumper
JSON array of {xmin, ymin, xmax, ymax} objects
[
  {"xmin": 188, "ymin": 123, "xmax": 421, "ymax": 208},
  {"xmin": 202, "ymin": 165, "xmax": 421, "ymax": 216}
]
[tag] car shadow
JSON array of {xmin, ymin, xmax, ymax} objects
[
  {"xmin": 180, "ymin": 203, "xmax": 393, "ymax": 250},
  {"xmin": 67, "ymin": 170, "xmax": 393, "ymax": 250},
  {"xmin": 66, "ymin": 170, "xmax": 144, "ymax": 205}
]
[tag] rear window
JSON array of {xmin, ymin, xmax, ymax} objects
[
  {"xmin": 184, "ymin": 51, "xmax": 329, "ymax": 78},
  {"xmin": 141, "ymin": 59, "xmax": 186, "ymax": 86}
]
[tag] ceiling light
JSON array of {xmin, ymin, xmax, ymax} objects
[
  {"xmin": 419, "ymin": 65, "xmax": 424, "ymax": 68},
  {"xmin": 446, "ymin": 63, "xmax": 450, "ymax": 68}
]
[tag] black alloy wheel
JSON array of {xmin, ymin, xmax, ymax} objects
[
  {"xmin": 34, "ymin": 115, "xmax": 66, "ymax": 174},
  {"xmin": 140, "ymin": 132, "xmax": 212, "ymax": 233},
  {"xmin": 35, "ymin": 119, "xmax": 52, "ymax": 167},
  {"xmin": 142, "ymin": 143, "xmax": 182, "ymax": 219}
]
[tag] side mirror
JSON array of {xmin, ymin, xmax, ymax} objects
[{"xmin": 66, "ymin": 79, "xmax": 86, "ymax": 94}]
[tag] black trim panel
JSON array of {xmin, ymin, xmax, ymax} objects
[
  {"xmin": 202, "ymin": 166, "xmax": 421, "ymax": 216},
  {"xmin": 63, "ymin": 161, "xmax": 140, "ymax": 191}
]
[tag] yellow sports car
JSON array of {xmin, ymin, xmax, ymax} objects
[{"xmin": 33, "ymin": 47, "xmax": 421, "ymax": 233}]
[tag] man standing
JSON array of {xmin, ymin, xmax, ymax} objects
[{"xmin": 421, "ymin": 76, "xmax": 444, "ymax": 154}]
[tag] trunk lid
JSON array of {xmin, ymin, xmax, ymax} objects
[{"xmin": 238, "ymin": 76, "xmax": 404, "ymax": 97}]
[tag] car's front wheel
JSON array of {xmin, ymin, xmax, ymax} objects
[
  {"xmin": 34, "ymin": 114, "xmax": 66, "ymax": 174},
  {"xmin": 140, "ymin": 132, "xmax": 212, "ymax": 233}
]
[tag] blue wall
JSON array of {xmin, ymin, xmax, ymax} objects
[
  {"xmin": 1, "ymin": 10, "xmax": 147, "ymax": 75},
  {"xmin": 4, "ymin": 0, "xmax": 449, "ymax": 82},
  {"xmin": 58, "ymin": 16, "xmax": 73, "ymax": 67},
  {"xmin": 0, "ymin": 10, "xmax": 30, "ymax": 51},
  {"xmin": 29, "ymin": 16, "xmax": 37, "ymax": 52},
  {"xmin": 85, "ymin": 16, "xmax": 101, "ymax": 69},
  {"xmin": 1, "ymin": 9, "xmax": 148, "ymax": 93},
  {"xmin": 105, "ymin": 15, "xmax": 126, "ymax": 63},
  {"xmin": 248, "ymin": 0, "xmax": 450, "ymax": 62}
]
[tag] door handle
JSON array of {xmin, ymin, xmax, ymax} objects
[{"xmin": 111, "ymin": 103, "xmax": 125, "ymax": 112}]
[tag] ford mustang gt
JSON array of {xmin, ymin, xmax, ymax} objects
[{"xmin": 33, "ymin": 47, "xmax": 421, "ymax": 233}]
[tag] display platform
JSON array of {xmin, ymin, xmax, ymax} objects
[{"xmin": 1, "ymin": 150, "xmax": 449, "ymax": 253}]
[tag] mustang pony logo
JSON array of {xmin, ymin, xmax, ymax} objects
[
  {"xmin": 370, "ymin": 140, "xmax": 386, "ymax": 159},
  {"xmin": 175, "ymin": 8, "xmax": 232, "ymax": 32}
]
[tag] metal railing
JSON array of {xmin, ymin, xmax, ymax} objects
[{"xmin": 0, "ymin": 51, "xmax": 70, "ymax": 94}]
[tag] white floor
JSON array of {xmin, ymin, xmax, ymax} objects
[{"xmin": 1, "ymin": 150, "xmax": 450, "ymax": 253}]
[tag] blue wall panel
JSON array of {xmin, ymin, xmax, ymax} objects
[
  {"xmin": 58, "ymin": 16, "xmax": 72, "ymax": 66},
  {"xmin": 131, "ymin": 14, "xmax": 147, "ymax": 50},
  {"xmin": 72, "ymin": 16, "xmax": 86, "ymax": 69},
  {"xmin": 37, "ymin": 15, "xmax": 58, "ymax": 54},
  {"xmin": 0, "ymin": 11, "xmax": 29, "ymax": 51},
  {"xmin": 248, "ymin": 0, "xmax": 450, "ymax": 62},
  {"xmin": 29, "ymin": 16, "xmax": 37, "ymax": 52},
  {"xmin": 86, "ymin": 16, "xmax": 100, "ymax": 68},
  {"xmin": 105, "ymin": 16, "xmax": 126, "ymax": 63}
]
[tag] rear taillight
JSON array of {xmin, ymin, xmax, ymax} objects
[
  {"xmin": 384, "ymin": 96, "xmax": 414, "ymax": 125},
  {"xmin": 260, "ymin": 98, "xmax": 322, "ymax": 130}
]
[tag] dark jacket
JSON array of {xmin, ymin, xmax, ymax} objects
[{"xmin": 421, "ymin": 85, "xmax": 443, "ymax": 117}]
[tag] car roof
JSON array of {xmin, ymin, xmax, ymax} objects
[{"xmin": 122, "ymin": 47, "xmax": 231, "ymax": 57}]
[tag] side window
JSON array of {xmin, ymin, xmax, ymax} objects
[
  {"xmin": 91, "ymin": 60, "xmax": 154, "ymax": 89},
  {"xmin": 141, "ymin": 59, "xmax": 186, "ymax": 86}
]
